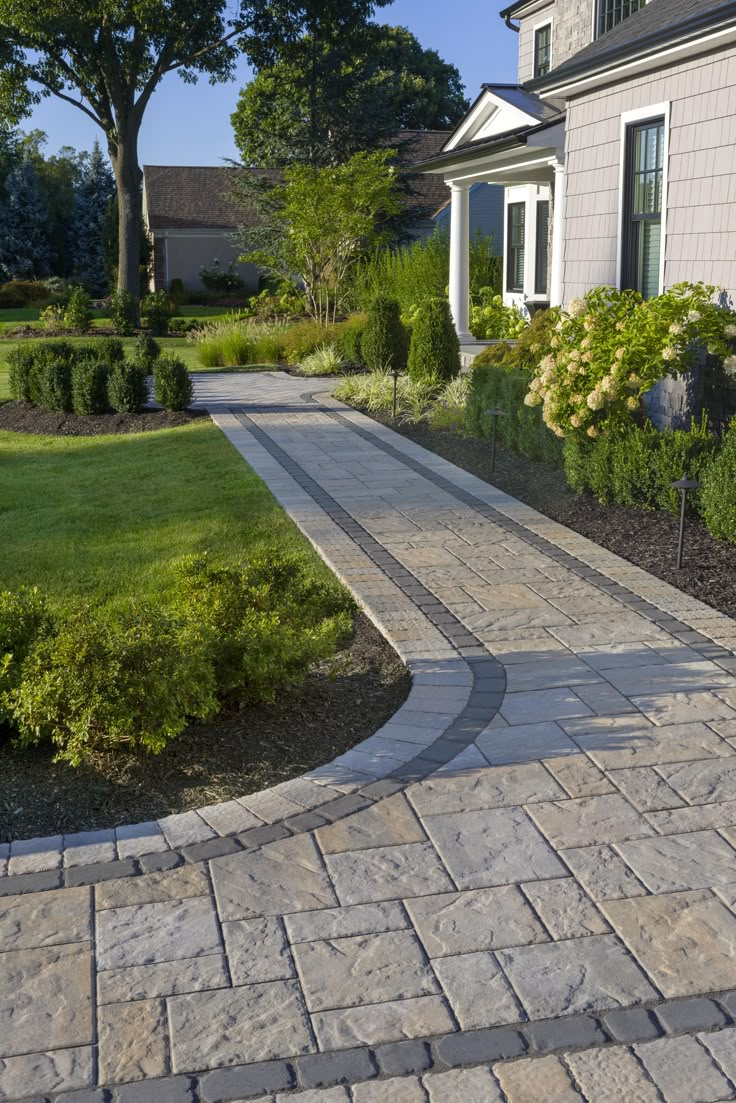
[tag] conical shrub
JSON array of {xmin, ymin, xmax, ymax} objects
[
  {"xmin": 361, "ymin": 295, "xmax": 408, "ymax": 372},
  {"xmin": 407, "ymin": 298, "xmax": 461, "ymax": 384}
]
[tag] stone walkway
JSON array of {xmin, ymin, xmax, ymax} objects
[{"xmin": 3, "ymin": 371, "xmax": 736, "ymax": 1103}]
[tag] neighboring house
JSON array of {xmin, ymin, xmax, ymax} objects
[
  {"xmin": 417, "ymin": 0, "xmax": 736, "ymax": 342},
  {"xmin": 433, "ymin": 181, "xmax": 505, "ymax": 250},
  {"xmin": 143, "ymin": 132, "xmax": 455, "ymax": 294}
]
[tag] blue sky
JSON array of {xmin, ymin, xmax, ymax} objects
[{"xmin": 24, "ymin": 0, "xmax": 518, "ymax": 166}]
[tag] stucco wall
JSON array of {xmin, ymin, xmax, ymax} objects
[
  {"xmin": 562, "ymin": 42, "xmax": 736, "ymax": 305},
  {"xmin": 518, "ymin": 0, "xmax": 593, "ymax": 83},
  {"xmin": 152, "ymin": 232, "xmax": 261, "ymax": 293}
]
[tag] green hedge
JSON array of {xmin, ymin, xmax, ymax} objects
[{"xmin": 466, "ymin": 361, "xmax": 564, "ymax": 467}]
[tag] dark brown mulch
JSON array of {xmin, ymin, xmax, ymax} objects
[
  {"xmin": 0, "ymin": 614, "xmax": 410, "ymax": 842},
  {"xmin": 366, "ymin": 412, "xmax": 736, "ymax": 622},
  {"xmin": 0, "ymin": 400, "xmax": 207, "ymax": 436}
]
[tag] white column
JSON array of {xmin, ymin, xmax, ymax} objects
[
  {"xmin": 448, "ymin": 181, "xmax": 473, "ymax": 343},
  {"xmin": 550, "ymin": 161, "xmax": 566, "ymax": 308}
]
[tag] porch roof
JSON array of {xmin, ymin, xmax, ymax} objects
[{"xmin": 412, "ymin": 113, "xmax": 565, "ymax": 180}]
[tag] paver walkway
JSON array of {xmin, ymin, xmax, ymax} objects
[{"xmin": 3, "ymin": 371, "xmax": 736, "ymax": 1103}]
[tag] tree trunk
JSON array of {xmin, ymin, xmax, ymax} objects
[{"xmin": 109, "ymin": 126, "xmax": 143, "ymax": 298}]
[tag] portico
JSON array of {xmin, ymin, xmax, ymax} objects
[{"xmin": 417, "ymin": 85, "xmax": 567, "ymax": 341}]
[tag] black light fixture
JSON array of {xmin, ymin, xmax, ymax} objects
[
  {"xmin": 671, "ymin": 475, "xmax": 700, "ymax": 569},
  {"xmin": 486, "ymin": 406, "xmax": 506, "ymax": 475},
  {"xmin": 391, "ymin": 364, "xmax": 401, "ymax": 420}
]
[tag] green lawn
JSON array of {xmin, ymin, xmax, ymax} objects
[{"xmin": 0, "ymin": 420, "xmax": 338, "ymax": 616}]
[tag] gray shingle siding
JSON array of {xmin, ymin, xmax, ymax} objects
[{"xmin": 518, "ymin": 0, "xmax": 594, "ymax": 83}]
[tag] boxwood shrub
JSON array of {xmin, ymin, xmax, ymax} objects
[
  {"xmin": 466, "ymin": 361, "xmax": 563, "ymax": 467},
  {"xmin": 153, "ymin": 354, "xmax": 193, "ymax": 411},
  {"xmin": 108, "ymin": 361, "xmax": 149, "ymax": 413},
  {"xmin": 72, "ymin": 357, "xmax": 109, "ymax": 415}
]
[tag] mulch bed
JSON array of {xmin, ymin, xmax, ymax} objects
[
  {"xmin": 366, "ymin": 412, "xmax": 736, "ymax": 621},
  {"xmin": 0, "ymin": 614, "xmax": 410, "ymax": 842},
  {"xmin": 0, "ymin": 400, "xmax": 207, "ymax": 436}
]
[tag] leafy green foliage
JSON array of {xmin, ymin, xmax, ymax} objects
[
  {"xmin": 0, "ymin": 278, "xmax": 50, "ymax": 307},
  {"xmin": 153, "ymin": 355, "xmax": 193, "ymax": 410},
  {"xmin": 280, "ymin": 320, "xmax": 336, "ymax": 364},
  {"xmin": 141, "ymin": 289, "xmax": 171, "ymax": 336},
  {"xmin": 236, "ymin": 150, "xmax": 402, "ymax": 324},
  {"xmin": 408, "ymin": 299, "xmax": 460, "ymax": 384},
  {"xmin": 0, "ymin": 587, "xmax": 52, "ymax": 724},
  {"xmin": 354, "ymin": 233, "xmax": 449, "ymax": 314},
  {"xmin": 333, "ymin": 368, "xmax": 438, "ymax": 424},
  {"xmin": 90, "ymin": 336, "xmax": 126, "ymax": 365},
  {"xmin": 191, "ymin": 317, "xmax": 290, "ymax": 367},
  {"xmin": 696, "ymin": 419, "xmax": 736, "ymax": 541},
  {"xmin": 63, "ymin": 285, "xmax": 92, "ymax": 334},
  {"xmin": 107, "ymin": 361, "xmax": 148, "ymax": 413},
  {"xmin": 334, "ymin": 314, "xmax": 367, "ymax": 365},
  {"xmin": 34, "ymin": 355, "xmax": 73, "ymax": 412},
  {"xmin": 71, "ymin": 357, "xmax": 109, "ymax": 415},
  {"xmin": 132, "ymin": 333, "xmax": 161, "ymax": 371},
  {"xmin": 361, "ymin": 295, "xmax": 408, "ymax": 372},
  {"xmin": 7, "ymin": 344, "xmax": 36, "ymax": 400},
  {"xmin": 109, "ymin": 290, "xmax": 137, "ymax": 336},
  {"xmin": 465, "ymin": 361, "xmax": 563, "ymax": 467},
  {"xmin": 297, "ymin": 344, "xmax": 346, "ymax": 376},
  {"xmin": 470, "ymin": 290, "xmax": 526, "ymax": 340},
  {"xmin": 198, "ymin": 258, "xmax": 244, "ymax": 292}
]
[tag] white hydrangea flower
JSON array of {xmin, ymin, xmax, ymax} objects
[
  {"xmin": 669, "ymin": 323, "xmax": 683, "ymax": 335},
  {"xmin": 568, "ymin": 297, "xmax": 586, "ymax": 318},
  {"xmin": 615, "ymin": 347, "xmax": 625, "ymax": 359},
  {"xmin": 569, "ymin": 348, "xmax": 581, "ymax": 362},
  {"xmin": 587, "ymin": 389, "xmax": 605, "ymax": 411},
  {"xmin": 662, "ymin": 346, "xmax": 677, "ymax": 361},
  {"xmin": 725, "ymin": 323, "xmax": 736, "ymax": 338},
  {"xmin": 587, "ymin": 425, "xmax": 598, "ymax": 438},
  {"xmin": 687, "ymin": 310, "xmax": 702, "ymax": 323},
  {"xmin": 626, "ymin": 396, "xmax": 639, "ymax": 411},
  {"xmin": 570, "ymin": 414, "xmax": 583, "ymax": 428},
  {"xmin": 724, "ymin": 355, "xmax": 736, "ymax": 376}
]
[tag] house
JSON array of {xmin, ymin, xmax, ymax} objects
[
  {"xmin": 418, "ymin": 0, "xmax": 736, "ymax": 343},
  {"xmin": 142, "ymin": 132, "xmax": 466, "ymax": 294}
]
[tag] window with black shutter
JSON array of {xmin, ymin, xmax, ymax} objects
[
  {"xmin": 507, "ymin": 203, "xmax": 526, "ymax": 293},
  {"xmin": 621, "ymin": 118, "xmax": 664, "ymax": 300},
  {"xmin": 535, "ymin": 200, "xmax": 550, "ymax": 296}
]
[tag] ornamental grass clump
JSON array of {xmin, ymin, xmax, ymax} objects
[
  {"xmin": 191, "ymin": 317, "xmax": 289, "ymax": 367},
  {"xmin": 524, "ymin": 283, "xmax": 736, "ymax": 440},
  {"xmin": 298, "ymin": 344, "xmax": 346, "ymax": 376}
]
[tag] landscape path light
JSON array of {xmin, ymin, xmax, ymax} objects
[
  {"xmin": 486, "ymin": 406, "xmax": 507, "ymax": 476},
  {"xmin": 392, "ymin": 363, "xmax": 401, "ymax": 420},
  {"xmin": 671, "ymin": 475, "xmax": 700, "ymax": 570}
]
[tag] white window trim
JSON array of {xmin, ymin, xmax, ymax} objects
[
  {"xmin": 503, "ymin": 184, "xmax": 552, "ymax": 307},
  {"xmin": 616, "ymin": 101, "xmax": 670, "ymax": 297},
  {"xmin": 532, "ymin": 18, "xmax": 554, "ymax": 78}
]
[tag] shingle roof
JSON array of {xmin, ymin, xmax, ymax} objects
[
  {"xmin": 143, "ymin": 131, "xmax": 451, "ymax": 233},
  {"xmin": 535, "ymin": 0, "xmax": 736, "ymax": 86}
]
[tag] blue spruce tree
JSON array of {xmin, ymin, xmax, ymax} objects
[
  {"xmin": 71, "ymin": 141, "xmax": 116, "ymax": 295},
  {"xmin": 0, "ymin": 158, "xmax": 51, "ymax": 280}
]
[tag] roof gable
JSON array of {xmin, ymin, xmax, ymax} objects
[{"xmin": 442, "ymin": 85, "xmax": 561, "ymax": 152}]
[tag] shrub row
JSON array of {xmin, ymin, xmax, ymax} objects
[
  {"xmin": 465, "ymin": 360, "xmax": 564, "ymax": 467},
  {"xmin": 1, "ymin": 555, "xmax": 353, "ymax": 765},
  {"xmin": 7, "ymin": 339, "xmax": 192, "ymax": 414}
]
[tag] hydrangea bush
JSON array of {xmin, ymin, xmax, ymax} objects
[
  {"xmin": 470, "ymin": 288, "xmax": 527, "ymax": 340},
  {"xmin": 524, "ymin": 283, "xmax": 736, "ymax": 439}
]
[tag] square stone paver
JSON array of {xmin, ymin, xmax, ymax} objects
[
  {"xmin": 500, "ymin": 689, "xmax": 592, "ymax": 727},
  {"xmin": 96, "ymin": 895, "xmax": 221, "ymax": 970},
  {"xmin": 352, "ymin": 1075, "xmax": 425, "ymax": 1102},
  {"xmin": 607, "ymin": 767, "xmax": 685, "ymax": 812},
  {"xmin": 223, "ymin": 916, "xmax": 295, "ymax": 984},
  {"xmin": 521, "ymin": 878, "xmax": 609, "ymax": 940},
  {"xmin": 95, "ymin": 864, "xmax": 209, "ymax": 910},
  {"xmin": 97, "ymin": 998, "xmax": 168, "ymax": 1085},
  {"xmin": 293, "ymin": 929, "xmax": 437, "ymax": 1011},
  {"xmin": 0, "ymin": 1046, "xmax": 93, "ymax": 1101},
  {"xmin": 634, "ymin": 1034, "xmax": 734, "ymax": 1103},
  {"xmin": 570, "ymin": 721, "xmax": 730, "ymax": 769},
  {"xmin": 407, "ymin": 763, "xmax": 566, "ymax": 817},
  {"xmin": 315, "ymin": 794, "xmax": 425, "ymax": 853},
  {"xmin": 565, "ymin": 1045, "xmax": 662, "ymax": 1102},
  {"xmin": 168, "ymin": 980, "xmax": 314, "ymax": 1072},
  {"xmin": 97, "ymin": 954, "xmax": 229, "ymax": 1004},
  {"xmin": 526, "ymin": 794, "xmax": 653, "ymax": 849},
  {"xmin": 423, "ymin": 1065, "xmax": 504, "ymax": 1102},
  {"xmin": 698, "ymin": 1027, "xmax": 736, "ymax": 1082},
  {"xmin": 602, "ymin": 890, "xmax": 736, "ymax": 996},
  {"xmin": 544, "ymin": 755, "xmax": 615, "ymax": 798},
  {"xmin": 312, "ymin": 994, "xmax": 454, "ymax": 1051},
  {"xmin": 324, "ymin": 842, "xmax": 454, "ymax": 906},
  {"xmin": 211, "ymin": 834, "xmax": 337, "ymax": 920},
  {"xmin": 563, "ymin": 845, "xmax": 648, "ymax": 901},
  {"xmin": 615, "ymin": 831, "xmax": 736, "ymax": 893},
  {"xmin": 631, "ymin": 691, "xmax": 736, "ymax": 726},
  {"xmin": 432, "ymin": 950, "xmax": 524, "ymax": 1029},
  {"xmin": 657, "ymin": 757, "xmax": 736, "ymax": 805},
  {"xmin": 0, "ymin": 942, "xmax": 93, "ymax": 1058},
  {"xmin": 283, "ymin": 901, "xmax": 408, "ymax": 944},
  {"xmin": 476, "ymin": 722, "xmax": 580, "ymax": 766},
  {"xmin": 495, "ymin": 1054, "xmax": 584, "ymax": 1102},
  {"xmin": 404, "ymin": 884, "xmax": 548, "ymax": 956},
  {"xmin": 423, "ymin": 807, "xmax": 567, "ymax": 889},
  {"xmin": 0, "ymin": 886, "xmax": 91, "ymax": 951},
  {"xmin": 495, "ymin": 935, "xmax": 657, "ymax": 1018}
]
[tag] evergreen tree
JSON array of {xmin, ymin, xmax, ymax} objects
[
  {"xmin": 72, "ymin": 142, "xmax": 116, "ymax": 295},
  {"xmin": 0, "ymin": 159, "xmax": 51, "ymax": 280}
]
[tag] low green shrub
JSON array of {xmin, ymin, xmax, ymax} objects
[
  {"xmin": 0, "ymin": 280, "xmax": 49, "ymax": 307},
  {"xmin": 89, "ymin": 337, "xmax": 126, "ymax": 366},
  {"xmin": 465, "ymin": 361, "xmax": 563, "ymax": 467},
  {"xmin": 141, "ymin": 289, "xmax": 171, "ymax": 336},
  {"xmin": 63, "ymin": 286, "xmax": 92, "ymax": 334},
  {"xmin": 427, "ymin": 375, "xmax": 472, "ymax": 430},
  {"xmin": 692, "ymin": 419, "xmax": 736, "ymax": 541},
  {"xmin": 0, "ymin": 587, "xmax": 53, "ymax": 725},
  {"xmin": 333, "ymin": 369, "xmax": 438, "ymax": 424},
  {"xmin": 34, "ymin": 354, "xmax": 73, "ymax": 413},
  {"xmin": 71, "ymin": 358, "xmax": 109, "ymax": 415},
  {"xmin": 109, "ymin": 289, "xmax": 138, "ymax": 335},
  {"xmin": 7, "ymin": 345, "xmax": 36, "ymax": 401},
  {"xmin": 108, "ymin": 361, "xmax": 148, "ymax": 413},
  {"xmin": 298, "ymin": 344, "xmax": 346, "ymax": 376},
  {"xmin": 153, "ymin": 355, "xmax": 193, "ymax": 411},
  {"xmin": 168, "ymin": 317, "xmax": 197, "ymax": 336},
  {"xmin": 132, "ymin": 333, "xmax": 161, "ymax": 371},
  {"xmin": 563, "ymin": 416, "xmax": 718, "ymax": 512},
  {"xmin": 334, "ymin": 314, "xmax": 368, "ymax": 365},
  {"xmin": 408, "ymin": 299, "xmax": 460, "ymax": 384},
  {"xmin": 361, "ymin": 296, "xmax": 408, "ymax": 373},
  {"xmin": 471, "ymin": 309, "xmax": 556, "ymax": 373},
  {"xmin": 10, "ymin": 604, "xmax": 218, "ymax": 764},
  {"xmin": 281, "ymin": 320, "xmax": 337, "ymax": 365}
]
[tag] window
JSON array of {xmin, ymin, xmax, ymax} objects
[
  {"xmin": 507, "ymin": 203, "xmax": 526, "ymax": 293},
  {"xmin": 622, "ymin": 117, "xmax": 664, "ymax": 299},
  {"xmin": 534, "ymin": 24, "xmax": 552, "ymax": 77},
  {"xmin": 597, "ymin": 0, "xmax": 645, "ymax": 37},
  {"xmin": 535, "ymin": 200, "xmax": 550, "ymax": 296}
]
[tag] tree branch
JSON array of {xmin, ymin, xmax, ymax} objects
[{"xmin": 162, "ymin": 28, "xmax": 239, "ymax": 73}]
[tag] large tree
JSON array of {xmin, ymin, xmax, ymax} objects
[
  {"xmin": 0, "ymin": 158, "xmax": 52, "ymax": 280},
  {"xmin": 232, "ymin": 24, "xmax": 468, "ymax": 167},
  {"xmin": 0, "ymin": 0, "xmax": 242, "ymax": 296},
  {"xmin": 72, "ymin": 141, "xmax": 117, "ymax": 294}
]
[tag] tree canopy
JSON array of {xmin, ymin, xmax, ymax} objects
[{"xmin": 232, "ymin": 24, "xmax": 468, "ymax": 167}]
